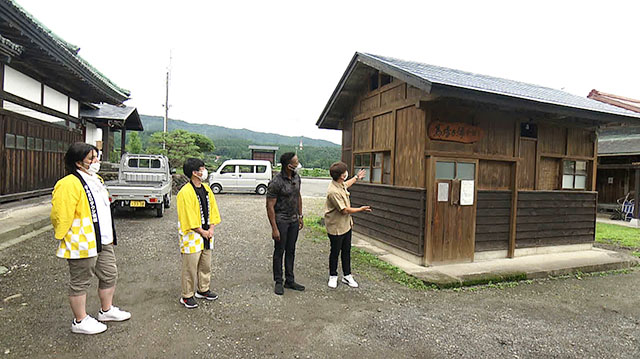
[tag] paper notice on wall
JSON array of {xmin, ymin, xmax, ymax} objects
[
  {"xmin": 460, "ymin": 180, "xmax": 475, "ymax": 206},
  {"xmin": 437, "ymin": 183, "xmax": 449, "ymax": 202}
]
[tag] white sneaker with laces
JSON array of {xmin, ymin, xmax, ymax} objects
[
  {"xmin": 97, "ymin": 305, "xmax": 131, "ymax": 322},
  {"xmin": 71, "ymin": 315, "xmax": 107, "ymax": 335},
  {"xmin": 328, "ymin": 275, "xmax": 338, "ymax": 288},
  {"xmin": 342, "ymin": 274, "xmax": 359, "ymax": 288}
]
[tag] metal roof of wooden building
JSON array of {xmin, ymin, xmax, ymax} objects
[{"xmin": 318, "ymin": 52, "xmax": 640, "ymax": 130}]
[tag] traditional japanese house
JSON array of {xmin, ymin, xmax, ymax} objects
[
  {"xmin": 0, "ymin": 0, "xmax": 130, "ymax": 202},
  {"xmin": 316, "ymin": 52, "xmax": 640, "ymax": 265},
  {"xmin": 588, "ymin": 90, "xmax": 640, "ymax": 220}
]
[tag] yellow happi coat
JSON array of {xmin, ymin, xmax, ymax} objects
[
  {"xmin": 51, "ymin": 174, "xmax": 103, "ymax": 259},
  {"xmin": 176, "ymin": 183, "xmax": 221, "ymax": 254}
]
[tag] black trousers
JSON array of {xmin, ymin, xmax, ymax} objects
[
  {"xmin": 273, "ymin": 220, "xmax": 299, "ymax": 284},
  {"xmin": 328, "ymin": 229, "xmax": 352, "ymax": 276}
]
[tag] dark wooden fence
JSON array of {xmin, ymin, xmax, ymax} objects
[
  {"xmin": 0, "ymin": 112, "xmax": 81, "ymax": 201},
  {"xmin": 475, "ymin": 190, "xmax": 511, "ymax": 252},
  {"xmin": 350, "ymin": 182, "xmax": 426, "ymax": 256},
  {"xmin": 516, "ymin": 191, "xmax": 597, "ymax": 248}
]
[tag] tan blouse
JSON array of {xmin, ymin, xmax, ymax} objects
[{"xmin": 324, "ymin": 180, "xmax": 353, "ymax": 236}]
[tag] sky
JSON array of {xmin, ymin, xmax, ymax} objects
[{"xmin": 15, "ymin": 0, "xmax": 640, "ymax": 145}]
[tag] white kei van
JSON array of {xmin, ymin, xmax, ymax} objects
[{"xmin": 209, "ymin": 160, "xmax": 272, "ymax": 195}]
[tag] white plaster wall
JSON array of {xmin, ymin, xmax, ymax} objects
[
  {"xmin": 85, "ymin": 122, "xmax": 103, "ymax": 146},
  {"xmin": 43, "ymin": 85, "xmax": 68, "ymax": 114},
  {"xmin": 4, "ymin": 66, "xmax": 42, "ymax": 104},
  {"xmin": 3, "ymin": 101, "xmax": 65, "ymax": 123},
  {"xmin": 69, "ymin": 98, "xmax": 79, "ymax": 117}
]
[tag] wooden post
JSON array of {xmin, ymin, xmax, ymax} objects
[
  {"xmin": 634, "ymin": 169, "xmax": 640, "ymax": 221},
  {"xmin": 120, "ymin": 129, "xmax": 127, "ymax": 155},
  {"xmin": 508, "ymin": 161, "xmax": 519, "ymax": 258}
]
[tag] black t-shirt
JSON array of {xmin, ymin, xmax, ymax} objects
[
  {"xmin": 192, "ymin": 183, "xmax": 210, "ymax": 230},
  {"xmin": 266, "ymin": 171, "xmax": 301, "ymax": 223}
]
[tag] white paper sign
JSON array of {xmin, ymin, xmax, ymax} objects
[
  {"xmin": 437, "ymin": 183, "xmax": 449, "ymax": 202},
  {"xmin": 460, "ymin": 180, "xmax": 475, "ymax": 206}
]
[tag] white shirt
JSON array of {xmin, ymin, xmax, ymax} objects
[{"xmin": 78, "ymin": 170, "xmax": 114, "ymax": 245}]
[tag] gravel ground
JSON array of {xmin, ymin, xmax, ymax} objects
[{"xmin": 1, "ymin": 193, "xmax": 640, "ymax": 358}]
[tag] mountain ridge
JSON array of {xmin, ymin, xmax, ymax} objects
[{"xmin": 140, "ymin": 115, "xmax": 340, "ymax": 148}]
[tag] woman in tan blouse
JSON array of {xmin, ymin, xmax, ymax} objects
[{"xmin": 324, "ymin": 162, "xmax": 371, "ymax": 289}]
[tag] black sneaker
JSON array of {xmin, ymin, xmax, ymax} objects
[
  {"xmin": 195, "ymin": 290, "xmax": 219, "ymax": 301},
  {"xmin": 274, "ymin": 282, "xmax": 284, "ymax": 295},
  {"xmin": 284, "ymin": 282, "xmax": 305, "ymax": 291},
  {"xmin": 180, "ymin": 297, "xmax": 198, "ymax": 309}
]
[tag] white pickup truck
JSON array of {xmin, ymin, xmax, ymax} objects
[{"xmin": 106, "ymin": 153, "xmax": 174, "ymax": 217}]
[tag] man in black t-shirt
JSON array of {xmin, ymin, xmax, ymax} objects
[{"xmin": 266, "ymin": 152, "xmax": 305, "ymax": 295}]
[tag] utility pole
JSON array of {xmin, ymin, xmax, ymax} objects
[{"xmin": 163, "ymin": 51, "xmax": 172, "ymax": 150}]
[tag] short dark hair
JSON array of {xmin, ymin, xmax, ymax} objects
[
  {"xmin": 279, "ymin": 152, "xmax": 296, "ymax": 168},
  {"xmin": 183, "ymin": 158, "xmax": 205, "ymax": 179},
  {"xmin": 329, "ymin": 161, "xmax": 348, "ymax": 181},
  {"xmin": 64, "ymin": 142, "xmax": 98, "ymax": 174}
]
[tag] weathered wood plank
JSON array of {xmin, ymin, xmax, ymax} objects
[
  {"xmin": 517, "ymin": 200, "xmax": 597, "ymax": 209},
  {"xmin": 354, "ymin": 227, "xmax": 422, "ymax": 255},
  {"xmin": 353, "ymin": 214, "xmax": 422, "ymax": 237},
  {"xmin": 516, "ymin": 221, "xmax": 594, "ymax": 232},
  {"xmin": 516, "ymin": 214, "xmax": 595, "ymax": 224},
  {"xmin": 477, "ymin": 191, "xmax": 511, "ymax": 200},
  {"xmin": 351, "ymin": 198, "xmax": 423, "ymax": 218},
  {"xmin": 476, "ymin": 215, "xmax": 511, "ymax": 225},
  {"xmin": 475, "ymin": 240, "xmax": 509, "ymax": 252},
  {"xmin": 477, "ymin": 200, "xmax": 512, "ymax": 209},
  {"xmin": 475, "ymin": 232, "xmax": 510, "ymax": 242},
  {"xmin": 517, "ymin": 207, "xmax": 595, "ymax": 216},
  {"xmin": 350, "ymin": 191, "xmax": 423, "ymax": 208},
  {"xmin": 516, "ymin": 228, "xmax": 594, "ymax": 240},
  {"xmin": 518, "ymin": 192, "xmax": 596, "ymax": 201},
  {"xmin": 516, "ymin": 235, "xmax": 594, "ymax": 248},
  {"xmin": 476, "ymin": 224, "xmax": 510, "ymax": 234}
]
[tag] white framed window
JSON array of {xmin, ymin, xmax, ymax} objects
[{"xmin": 562, "ymin": 160, "xmax": 587, "ymax": 190}]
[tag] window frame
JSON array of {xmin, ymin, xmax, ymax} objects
[
  {"xmin": 561, "ymin": 160, "xmax": 588, "ymax": 190},
  {"xmin": 353, "ymin": 151, "xmax": 391, "ymax": 184}
]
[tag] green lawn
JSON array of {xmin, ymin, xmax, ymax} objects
[{"xmin": 596, "ymin": 222, "xmax": 640, "ymax": 257}]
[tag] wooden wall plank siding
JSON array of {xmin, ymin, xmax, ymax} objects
[
  {"xmin": 353, "ymin": 119, "xmax": 372, "ymax": 151},
  {"xmin": 475, "ymin": 191, "xmax": 511, "ymax": 252},
  {"xmin": 478, "ymin": 160, "xmax": 512, "ymax": 190},
  {"xmin": 380, "ymin": 83, "xmax": 406, "ymax": 106},
  {"xmin": 567, "ymin": 128, "xmax": 594, "ymax": 158},
  {"xmin": 518, "ymin": 139, "xmax": 536, "ymax": 190},
  {"xmin": 373, "ymin": 112, "xmax": 394, "ymax": 150},
  {"xmin": 350, "ymin": 183, "xmax": 426, "ymax": 256},
  {"xmin": 342, "ymin": 119, "xmax": 353, "ymax": 169},
  {"xmin": 515, "ymin": 191, "xmax": 597, "ymax": 248},
  {"xmin": 538, "ymin": 157, "xmax": 561, "ymax": 190},
  {"xmin": 538, "ymin": 124, "xmax": 567, "ymax": 154},
  {"xmin": 395, "ymin": 106, "xmax": 426, "ymax": 188},
  {"xmin": 0, "ymin": 112, "xmax": 81, "ymax": 199}
]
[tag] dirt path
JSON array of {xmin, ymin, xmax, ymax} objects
[{"xmin": 1, "ymin": 194, "xmax": 639, "ymax": 358}]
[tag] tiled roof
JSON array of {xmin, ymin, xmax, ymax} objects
[
  {"xmin": 364, "ymin": 53, "xmax": 640, "ymax": 120},
  {"xmin": 599, "ymin": 135, "xmax": 640, "ymax": 155}
]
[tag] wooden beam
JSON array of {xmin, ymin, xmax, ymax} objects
[
  {"xmin": 0, "ymin": 90, "xmax": 78, "ymax": 124},
  {"xmin": 353, "ymin": 95, "xmax": 438, "ymax": 122},
  {"xmin": 539, "ymin": 153, "xmax": 594, "ymax": 161},
  {"xmin": 508, "ymin": 161, "xmax": 519, "ymax": 258},
  {"xmin": 598, "ymin": 164, "xmax": 640, "ymax": 170},
  {"xmin": 425, "ymin": 150, "xmax": 518, "ymax": 163}
]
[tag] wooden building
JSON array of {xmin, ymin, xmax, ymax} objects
[
  {"xmin": 316, "ymin": 53, "xmax": 640, "ymax": 265},
  {"xmin": 0, "ymin": 0, "xmax": 131, "ymax": 202},
  {"xmin": 588, "ymin": 90, "xmax": 640, "ymax": 219},
  {"xmin": 249, "ymin": 145, "xmax": 279, "ymax": 165}
]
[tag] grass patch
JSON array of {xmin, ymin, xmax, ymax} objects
[{"xmin": 596, "ymin": 222, "xmax": 640, "ymax": 249}]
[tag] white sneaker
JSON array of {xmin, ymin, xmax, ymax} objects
[
  {"xmin": 328, "ymin": 276, "xmax": 338, "ymax": 288},
  {"xmin": 71, "ymin": 315, "xmax": 107, "ymax": 335},
  {"xmin": 342, "ymin": 274, "xmax": 359, "ymax": 288},
  {"xmin": 97, "ymin": 305, "xmax": 131, "ymax": 322}
]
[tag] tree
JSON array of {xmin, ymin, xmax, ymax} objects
[
  {"xmin": 191, "ymin": 133, "xmax": 215, "ymax": 153},
  {"xmin": 147, "ymin": 130, "xmax": 201, "ymax": 169},
  {"xmin": 126, "ymin": 131, "xmax": 143, "ymax": 153}
]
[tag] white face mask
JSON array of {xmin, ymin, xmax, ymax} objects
[
  {"xmin": 88, "ymin": 162, "xmax": 100, "ymax": 175},
  {"xmin": 288, "ymin": 163, "xmax": 302, "ymax": 174},
  {"xmin": 343, "ymin": 171, "xmax": 348, "ymax": 181},
  {"xmin": 197, "ymin": 168, "xmax": 208, "ymax": 181}
]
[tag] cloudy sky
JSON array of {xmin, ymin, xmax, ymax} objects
[{"xmin": 16, "ymin": 0, "xmax": 640, "ymax": 145}]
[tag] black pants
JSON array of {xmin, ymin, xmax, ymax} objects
[
  {"xmin": 328, "ymin": 229, "xmax": 352, "ymax": 276},
  {"xmin": 273, "ymin": 220, "xmax": 299, "ymax": 284}
]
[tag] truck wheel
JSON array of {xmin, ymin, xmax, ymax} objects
[
  {"xmin": 212, "ymin": 184, "xmax": 222, "ymax": 194},
  {"xmin": 256, "ymin": 185, "xmax": 267, "ymax": 195},
  {"xmin": 164, "ymin": 194, "xmax": 171, "ymax": 208},
  {"xmin": 156, "ymin": 204, "xmax": 164, "ymax": 218}
]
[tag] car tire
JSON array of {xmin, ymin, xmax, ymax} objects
[
  {"xmin": 164, "ymin": 194, "xmax": 171, "ymax": 208},
  {"xmin": 156, "ymin": 204, "xmax": 164, "ymax": 218},
  {"xmin": 256, "ymin": 185, "xmax": 267, "ymax": 195},
  {"xmin": 212, "ymin": 184, "xmax": 222, "ymax": 194}
]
